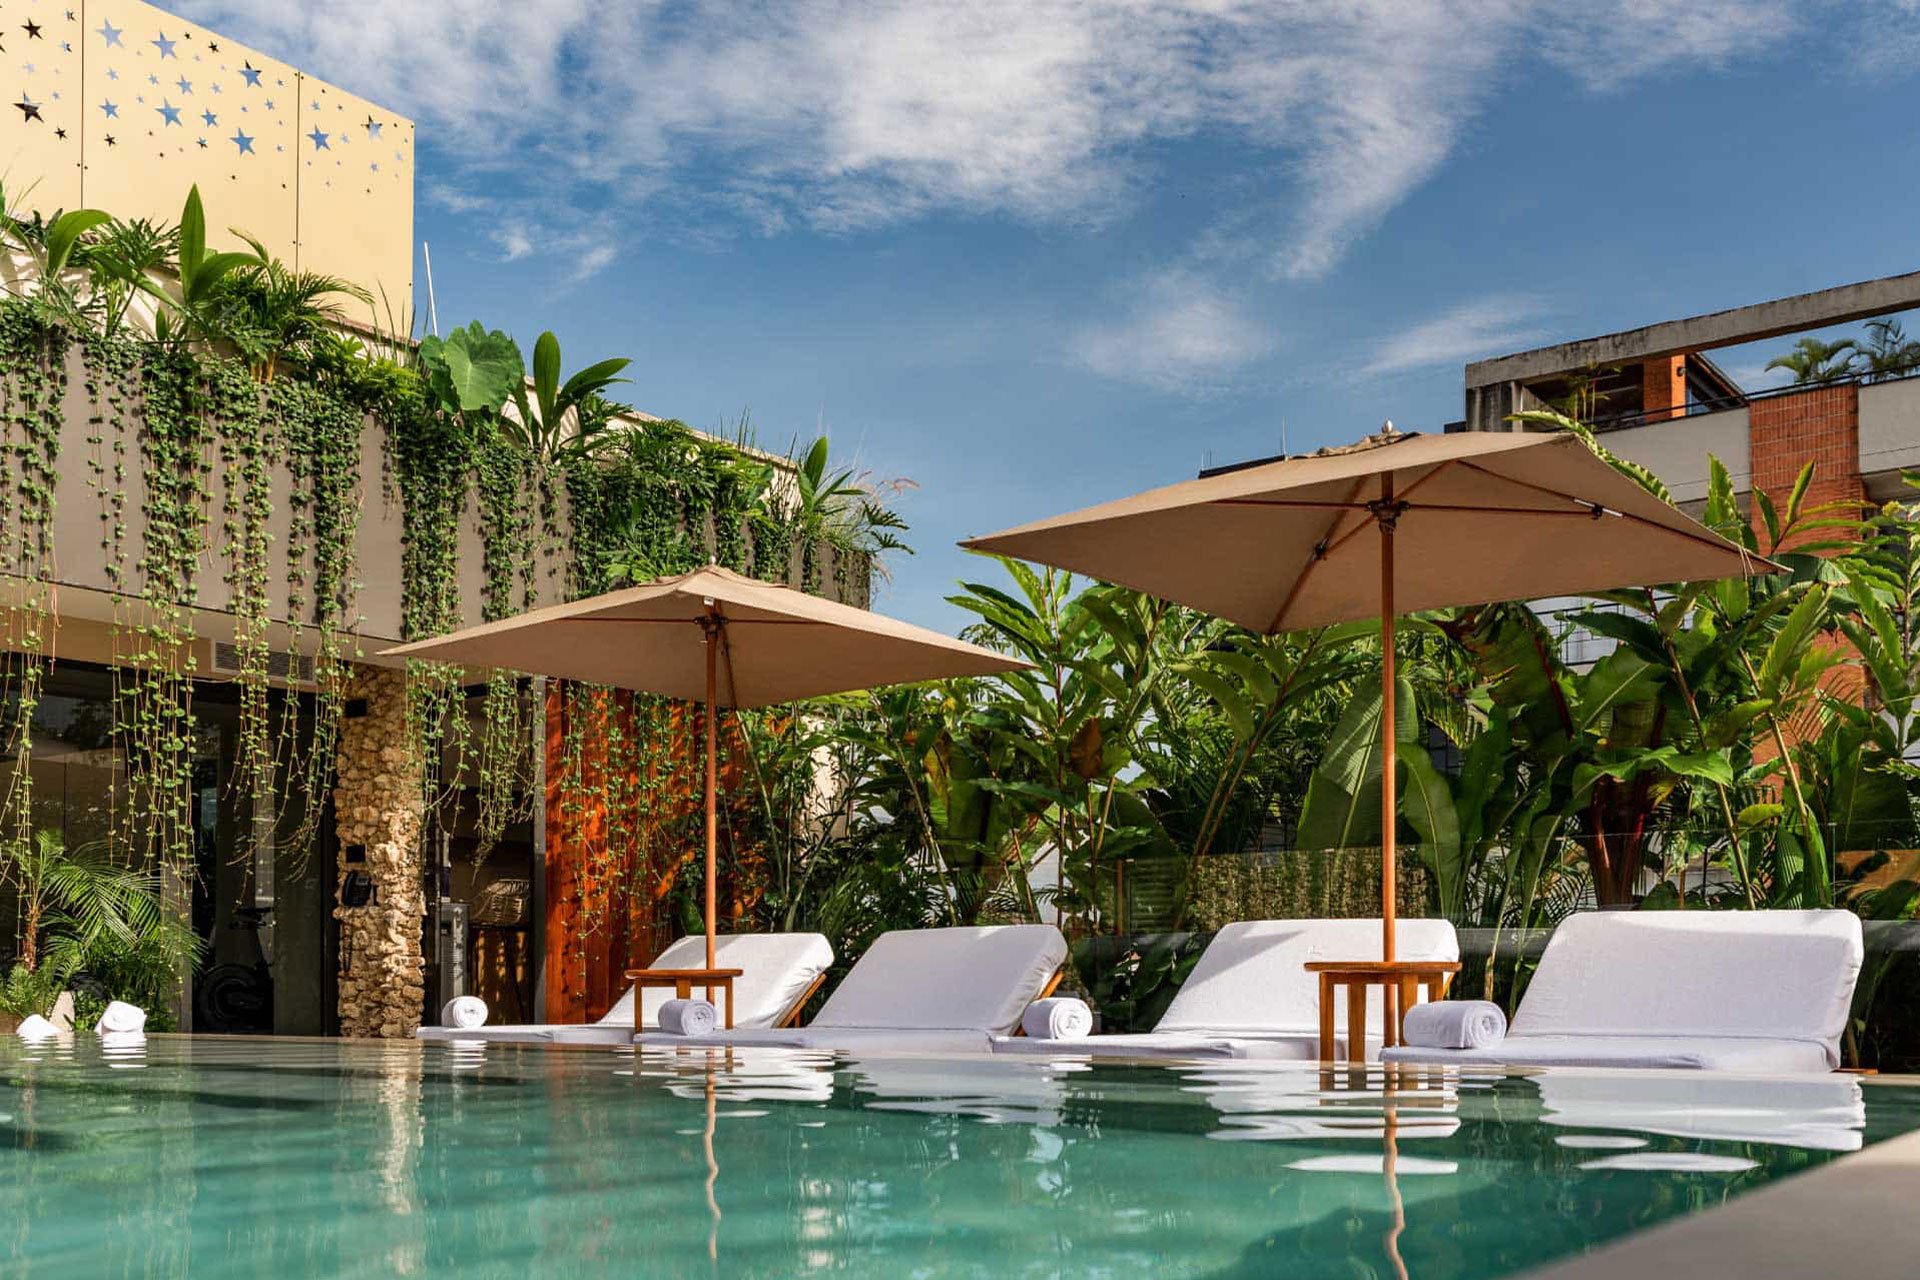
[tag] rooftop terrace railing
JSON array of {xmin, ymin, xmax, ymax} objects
[{"xmin": 1587, "ymin": 363, "xmax": 1920, "ymax": 435}]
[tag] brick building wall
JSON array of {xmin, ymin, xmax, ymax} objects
[{"xmin": 1748, "ymin": 384, "xmax": 1865, "ymax": 545}]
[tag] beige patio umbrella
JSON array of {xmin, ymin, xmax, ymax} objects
[
  {"xmin": 382, "ymin": 565, "xmax": 1027, "ymax": 972},
  {"xmin": 964, "ymin": 426, "xmax": 1773, "ymax": 960}
]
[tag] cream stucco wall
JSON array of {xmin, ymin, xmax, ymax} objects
[{"xmin": 0, "ymin": 0, "xmax": 414, "ymax": 327}]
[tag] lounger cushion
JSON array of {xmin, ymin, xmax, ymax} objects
[
  {"xmin": 1507, "ymin": 909, "xmax": 1861, "ymax": 1067},
  {"xmin": 809, "ymin": 925, "xmax": 1067, "ymax": 1034},
  {"xmin": 1379, "ymin": 1034, "xmax": 1834, "ymax": 1074},
  {"xmin": 1155, "ymin": 918, "xmax": 1460, "ymax": 1037},
  {"xmin": 603, "ymin": 932, "xmax": 834, "ymax": 1030}
]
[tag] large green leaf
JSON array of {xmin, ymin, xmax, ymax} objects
[{"xmin": 418, "ymin": 320, "xmax": 525, "ymax": 415}]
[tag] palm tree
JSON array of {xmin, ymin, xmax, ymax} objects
[
  {"xmin": 1765, "ymin": 336, "xmax": 1859, "ymax": 386},
  {"xmin": 1857, "ymin": 318, "xmax": 1920, "ymax": 384},
  {"xmin": 5, "ymin": 830, "xmax": 198, "ymax": 981},
  {"xmin": 216, "ymin": 234, "xmax": 373, "ymax": 380}
]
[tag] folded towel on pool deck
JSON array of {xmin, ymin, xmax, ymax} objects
[
  {"xmin": 94, "ymin": 1001, "xmax": 147, "ymax": 1035},
  {"xmin": 441, "ymin": 996, "xmax": 488, "ymax": 1030},
  {"xmin": 659, "ymin": 998, "xmax": 717, "ymax": 1037},
  {"xmin": 1022, "ymin": 998, "xmax": 1093, "ymax": 1040},
  {"xmin": 1402, "ymin": 1000, "xmax": 1507, "ymax": 1050},
  {"xmin": 15, "ymin": 1014, "xmax": 56, "ymax": 1040}
]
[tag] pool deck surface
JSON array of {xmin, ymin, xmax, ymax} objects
[{"xmin": 1534, "ymin": 1108, "xmax": 1920, "ymax": 1280}]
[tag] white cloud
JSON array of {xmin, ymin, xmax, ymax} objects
[
  {"xmin": 173, "ymin": 0, "xmax": 1886, "ymax": 284},
  {"xmin": 1361, "ymin": 294, "xmax": 1553, "ymax": 377},
  {"xmin": 496, "ymin": 225, "xmax": 534, "ymax": 261},
  {"xmin": 1069, "ymin": 269, "xmax": 1275, "ymax": 392}
]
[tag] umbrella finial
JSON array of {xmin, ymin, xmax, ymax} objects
[{"xmin": 1381, "ymin": 419, "xmax": 1397, "ymax": 436}]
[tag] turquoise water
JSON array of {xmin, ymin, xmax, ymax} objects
[{"xmin": 1, "ymin": 1036, "xmax": 1916, "ymax": 1277}]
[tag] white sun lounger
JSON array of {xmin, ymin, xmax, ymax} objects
[
  {"xmin": 415, "ymin": 931, "xmax": 833, "ymax": 1044},
  {"xmin": 993, "ymin": 918, "xmax": 1460, "ymax": 1062},
  {"xmin": 637, "ymin": 924, "xmax": 1067, "ymax": 1054},
  {"xmin": 1380, "ymin": 909, "xmax": 1863, "ymax": 1073}
]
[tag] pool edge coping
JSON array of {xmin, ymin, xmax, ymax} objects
[{"xmin": 1526, "ymin": 1123, "xmax": 1920, "ymax": 1280}]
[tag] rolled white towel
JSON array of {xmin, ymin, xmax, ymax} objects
[
  {"xmin": 95, "ymin": 1001, "xmax": 147, "ymax": 1035},
  {"xmin": 1021, "ymin": 997, "xmax": 1093, "ymax": 1040},
  {"xmin": 15, "ymin": 1014, "xmax": 57, "ymax": 1040},
  {"xmin": 1402, "ymin": 1000, "xmax": 1507, "ymax": 1050},
  {"xmin": 441, "ymin": 996, "xmax": 488, "ymax": 1029},
  {"xmin": 657, "ymin": 998, "xmax": 717, "ymax": 1037}
]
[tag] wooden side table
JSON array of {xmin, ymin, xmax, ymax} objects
[
  {"xmin": 1304, "ymin": 961, "xmax": 1462, "ymax": 1064},
  {"xmin": 624, "ymin": 967, "xmax": 745, "ymax": 1030}
]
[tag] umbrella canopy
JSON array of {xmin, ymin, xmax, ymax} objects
[
  {"xmin": 381, "ymin": 564, "xmax": 1024, "ymax": 708},
  {"xmin": 382, "ymin": 565, "xmax": 1028, "ymax": 980},
  {"xmin": 964, "ymin": 428, "xmax": 1766, "ymax": 633},
  {"xmin": 964, "ymin": 427, "xmax": 1775, "ymax": 965}
]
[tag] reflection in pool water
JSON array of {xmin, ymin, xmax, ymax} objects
[{"xmin": 0, "ymin": 1035, "xmax": 1914, "ymax": 1278}]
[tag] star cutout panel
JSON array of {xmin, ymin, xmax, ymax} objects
[
  {"xmin": 0, "ymin": 0, "xmax": 414, "ymax": 328},
  {"xmin": 296, "ymin": 75, "xmax": 414, "ymax": 324},
  {"xmin": 0, "ymin": 0, "xmax": 82, "ymax": 207}
]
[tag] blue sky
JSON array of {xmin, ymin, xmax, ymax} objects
[{"xmin": 178, "ymin": 1, "xmax": 1920, "ymax": 632}]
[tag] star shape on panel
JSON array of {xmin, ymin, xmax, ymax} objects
[
  {"xmin": 230, "ymin": 128, "xmax": 253, "ymax": 154},
  {"xmin": 201, "ymin": 108, "xmax": 216, "ymax": 126},
  {"xmin": 99, "ymin": 98, "xmax": 117, "ymax": 117},
  {"xmin": 196, "ymin": 137, "xmax": 207, "ymax": 148},
  {"xmin": 152, "ymin": 33, "xmax": 177, "ymax": 59},
  {"xmin": 209, "ymin": 83, "xmax": 220, "ymax": 94},
  {"xmin": 239, "ymin": 62, "xmax": 261, "ymax": 86},
  {"xmin": 65, "ymin": 10, "xmax": 76, "ymax": 22},
  {"xmin": 208, "ymin": 42, "xmax": 219, "ymax": 53},
  {"xmin": 176, "ymin": 76, "xmax": 191, "ymax": 94},
  {"xmin": 105, "ymin": 68, "xmax": 116, "ymax": 80},
  {"xmin": 23, "ymin": 22, "xmax": 41, "ymax": 40},
  {"xmin": 308, "ymin": 127, "xmax": 329, "ymax": 149},
  {"xmin": 54, "ymin": 127, "xmax": 64, "ymax": 138},
  {"xmin": 370, "ymin": 162, "xmax": 379, "ymax": 172},
  {"xmin": 60, "ymin": 41, "xmax": 69, "ymax": 52},
  {"xmin": 309, "ymin": 99, "xmax": 319, "ymax": 111},
  {"xmin": 15, "ymin": 94, "xmax": 41, "ymax": 122},
  {"xmin": 263, "ymin": 98, "xmax": 274, "ymax": 110},
  {"xmin": 156, "ymin": 99, "xmax": 180, "ymax": 126},
  {"xmin": 97, "ymin": 20, "xmax": 122, "ymax": 47},
  {"xmin": 365, "ymin": 115, "xmax": 381, "ymax": 137},
  {"xmin": 103, "ymin": 133, "xmax": 114, "ymax": 145}
]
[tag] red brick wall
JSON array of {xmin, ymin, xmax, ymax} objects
[
  {"xmin": 1746, "ymin": 384, "xmax": 1867, "ymax": 755},
  {"xmin": 1642, "ymin": 355, "xmax": 1686, "ymax": 422},
  {"xmin": 1748, "ymin": 384, "xmax": 1865, "ymax": 549}
]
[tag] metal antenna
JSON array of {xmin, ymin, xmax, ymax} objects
[
  {"xmin": 1281, "ymin": 417, "xmax": 1289, "ymax": 458},
  {"xmin": 422, "ymin": 241, "xmax": 440, "ymax": 337}
]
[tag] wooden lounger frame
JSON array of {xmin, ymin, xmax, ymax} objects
[{"xmin": 777, "ymin": 972, "xmax": 828, "ymax": 1029}]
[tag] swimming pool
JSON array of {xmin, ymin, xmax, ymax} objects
[{"xmin": 2, "ymin": 1036, "xmax": 1915, "ymax": 1277}]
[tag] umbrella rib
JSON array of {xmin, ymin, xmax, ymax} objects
[
  {"xmin": 1451, "ymin": 458, "xmax": 1761, "ymax": 561},
  {"xmin": 1265, "ymin": 477, "xmax": 1370, "ymax": 633},
  {"xmin": 1313, "ymin": 461, "xmax": 1463, "ymax": 564},
  {"xmin": 718, "ymin": 611, "xmax": 742, "ymax": 709},
  {"xmin": 563, "ymin": 617, "xmax": 827, "ymax": 625}
]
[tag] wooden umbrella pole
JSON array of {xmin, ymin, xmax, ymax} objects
[
  {"xmin": 1379, "ymin": 474, "xmax": 1397, "ymax": 965},
  {"xmin": 704, "ymin": 614, "xmax": 719, "ymax": 972}
]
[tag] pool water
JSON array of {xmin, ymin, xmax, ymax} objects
[{"xmin": 1, "ymin": 1036, "xmax": 1916, "ymax": 1278}]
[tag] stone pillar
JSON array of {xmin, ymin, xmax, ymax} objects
[{"xmin": 332, "ymin": 665, "xmax": 426, "ymax": 1037}]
